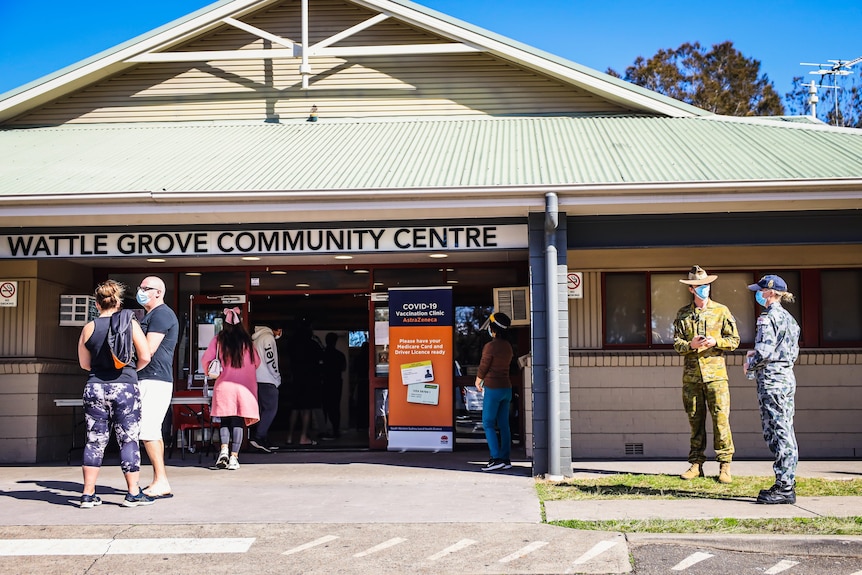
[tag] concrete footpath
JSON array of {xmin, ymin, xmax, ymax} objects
[{"xmin": 0, "ymin": 450, "xmax": 861, "ymax": 573}]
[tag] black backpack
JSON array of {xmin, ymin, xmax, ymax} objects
[{"xmin": 107, "ymin": 309, "xmax": 136, "ymax": 369}]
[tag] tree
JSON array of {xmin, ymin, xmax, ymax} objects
[
  {"xmin": 608, "ymin": 41, "xmax": 784, "ymax": 116},
  {"xmin": 784, "ymin": 67, "xmax": 862, "ymax": 127}
]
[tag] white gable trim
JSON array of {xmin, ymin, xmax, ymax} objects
[{"xmin": 1, "ymin": 0, "xmax": 701, "ymax": 123}]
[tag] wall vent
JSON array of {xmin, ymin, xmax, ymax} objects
[
  {"xmin": 492, "ymin": 286, "xmax": 530, "ymax": 325},
  {"xmin": 625, "ymin": 443, "xmax": 644, "ymax": 456}
]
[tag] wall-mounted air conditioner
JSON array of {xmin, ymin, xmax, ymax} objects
[{"xmin": 493, "ymin": 286, "xmax": 530, "ymax": 326}]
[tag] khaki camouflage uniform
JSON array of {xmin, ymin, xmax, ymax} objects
[
  {"xmin": 749, "ymin": 302, "xmax": 800, "ymax": 488},
  {"xmin": 673, "ymin": 300, "xmax": 740, "ymax": 465}
]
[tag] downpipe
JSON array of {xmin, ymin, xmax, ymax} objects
[{"xmin": 545, "ymin": 192, "xmax": 562, "ymax": 479}]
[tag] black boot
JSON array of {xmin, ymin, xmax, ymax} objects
[{"xmin": 756, "ymin": 483, "xmax": 796, "ymax": 504}]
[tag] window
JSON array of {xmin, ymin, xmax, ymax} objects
[
  {"xmin": 604, "ymin": 271, "xmax": 801, "ymax": 348},
  {"xmin": 822, "ymin": 270, "xmax": 862, "ymax": 342},
  {"xmin": 604, "ymin": 273, "xmax": 647, "ymax": 345}
]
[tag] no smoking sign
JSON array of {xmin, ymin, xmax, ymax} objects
[
  {"xmin": 0, "ymin": 281, "xmax": 18, "ymax": 307},
  {"xmin": 567, "ymin": 272, "xmax": 583, "ymax": 299}
]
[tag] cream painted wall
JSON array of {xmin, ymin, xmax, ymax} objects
[
  {"xmin": 559, "ymin": 244, "xmax": 862, "ymax": 461},
  {"xmin": 0, "ymin": 261, "xmax": 95, "ymax": 463}
]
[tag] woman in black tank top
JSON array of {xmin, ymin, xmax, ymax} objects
[{"xmin": 76, "ymin": 280, "xmax": 152, "ymax": 508}]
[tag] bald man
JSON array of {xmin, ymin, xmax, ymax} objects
[{"xmin": 136, "ymin": 276, "xmax": 179, "ymax": 498}]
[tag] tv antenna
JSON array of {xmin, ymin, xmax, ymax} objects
[{"xmin": 800, "ymin": 57, "xmax": 862, "ymax": 124}]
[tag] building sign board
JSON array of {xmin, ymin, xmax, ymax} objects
[{"xmin": 0, "ymin": 224, "xmax": 526, "ymax": 259}]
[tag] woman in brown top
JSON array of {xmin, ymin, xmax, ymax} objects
[{"xmin": 475, "ymin": 312, "xmax": 513, "ymax": 471}]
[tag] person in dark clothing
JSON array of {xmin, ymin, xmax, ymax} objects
[
  {"xmin": 320, "ymin": 332, "xmax": 347, "ymax": 440},
  {"xmin": 285, "ymin": 321, "xmax": 324, "ymax": 445},
  {"xmin": 475, "ymin": 312, "xmax": 513, "ymax": 472}
]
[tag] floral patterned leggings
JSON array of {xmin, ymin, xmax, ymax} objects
[{"xmin": 83, "ymin": 381, "xmax": 141, "ymax": 473}]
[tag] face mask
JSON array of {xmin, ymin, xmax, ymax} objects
[
  {"xmin": 135, "ymin": 289, "xmax": 150, "ymax": 306},
  {"xmin": 693, "ymin": 285, "xmax": 710, "ymax": 300},
  {"xmin": 755, "ymin": 290, "xmax": 768, "ymax": 307},
  {"xmin": 274, "ymin": 332, "xmax": 282, "ymax": 340},
  {"xmin": 488, "ymin": 327, "xmax": 494, "ymax": 338}
]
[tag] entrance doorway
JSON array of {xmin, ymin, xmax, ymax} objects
[{"xmin": 249, "ymin": 293, "xmax": 372, "ymax": 449}]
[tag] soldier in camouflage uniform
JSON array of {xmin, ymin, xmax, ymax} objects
[
  {"xmin": 673, "ymin": 265, "xmax": 740, "ymax": 483},
  {"xmin": 745, "ymin": 275, "xmax": 801, "ymax": 504}
]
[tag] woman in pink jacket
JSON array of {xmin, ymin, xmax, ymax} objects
[{"xmin": 203, "ymin": 307, "xmax": 260, "ymax": 470}]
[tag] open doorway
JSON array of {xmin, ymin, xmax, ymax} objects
[{"xmin": 249, "ymin": 293, "xmax": 371, "ymax": 449}]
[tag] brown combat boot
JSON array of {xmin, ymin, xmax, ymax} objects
[
  {"xmin": 718, "ymin": 462, "xmax": 732, "ymax": 484},
  {"xmin": 680, "ymin": 463, "xmax": 704, "ymax": 480}
]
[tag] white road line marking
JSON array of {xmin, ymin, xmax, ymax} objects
[
  {"xmin": 426, "ymin": 538, "xmax": 478, "ymax": 561},
  {"xmin": 764, "ymin": 559, "xmax": 800, "ymax": 574},
  {"xmin": 0, "ymin": 539, "xmax": 112, "ymax": 556},
  {"xmin": 572, "ymin": 539, "xmax": 619, "ymax": 565},
  {"xmin": 281, "ymin": 535, "xmax": 339, "ymax": 556},
  {"xmin": 0, "ymin": 538, "xmax": 254, "ymax": 556},
  {"xmin": 353, "ymin": 537, "xmax": 407, "ymax": 558},
  {"xmin": 498, "ymin": 541, "xmax": 549, "ymax": 563},
  {"xmin": 671, "ymin": 551, "xmax": 714, "ymax": 570},
  {"xmin": 106, "ymin": 538, "xmax": 254, "ymax": 555}
]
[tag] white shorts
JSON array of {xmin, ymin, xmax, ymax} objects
[{"xmin": 138, "ymin": 379, "xmax": 173, "ymax": 441}]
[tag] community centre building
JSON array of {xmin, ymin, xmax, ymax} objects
[{"xmin": 1, "ymin": 0, "xmax": 861, "ymax": 475}]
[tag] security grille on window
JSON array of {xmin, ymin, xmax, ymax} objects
[{"xmin": 59, "ymin": 295, "xmax": 96, "ymax": 326}]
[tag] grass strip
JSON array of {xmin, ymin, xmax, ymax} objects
[
  {"xmin": 549, "ymin": 517, "xmax": 862, "ymax": 535},
  {"xmin": 536, "ymin": 475, "xmax": 862, "ymax": 501}
]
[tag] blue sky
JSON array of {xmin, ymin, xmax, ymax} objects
[{"xmin": 1, "ymin": 0, "xmax": 860, "ymax": 99}]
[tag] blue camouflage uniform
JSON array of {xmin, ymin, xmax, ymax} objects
[
  {"xmin": 749, "ymin": 301, "xmax": 800, "ymax": 488},
  {"xmin": 673, "ymin": 300, "xmax": 740, "ymax": 465}
]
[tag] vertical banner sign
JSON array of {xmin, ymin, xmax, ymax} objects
[{"xmin": 387, "ymin": 287, "xmax": 453, "ymax": 452}]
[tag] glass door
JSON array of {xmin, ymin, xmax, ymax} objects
[{"xmin": 188, "ymin": 294, "xmax": 248, "ymax": 392}]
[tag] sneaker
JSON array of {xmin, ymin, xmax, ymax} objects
[
  {"xmin": 249, "ymin": 439, "xmax": 272, "ymax": 453},
  {"xmin": 216, "ymin": 447, "xmax": 229, "ymax": 469},
  {"xmin": 481, "ymin": 459, "xmax": 505, "ymax": 472},
  {"xmin": 80, "ymin": 494, "xmax": 102, "ymax": 509},
  {"xmin": 502, "ymin": 460, "xmax": 513, "ymax": 470},
  {"xmin": 227, "ymin": 455, "xmax": 240, "ymax": 470},
  {"xmin": 122, "ymin": 489, "xmax": 155, "ymax": 508}
]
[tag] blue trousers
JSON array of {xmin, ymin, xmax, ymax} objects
[{"xmin": 482, "ymin": 387, "xmax": 512, "ymax": 462}]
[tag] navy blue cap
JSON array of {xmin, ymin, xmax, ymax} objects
[{"xmin": 748, "ymin": 275, "xmax": 787, "ymax": 292}]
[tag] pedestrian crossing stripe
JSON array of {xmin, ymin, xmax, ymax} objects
[
  {"xmin": 281, "ymin": 535, "xmax": 339, "ymax": 556},
  {"xmin": 765, "ymin": 559, "xmax": 800, "ymax": 574},
  {"xmin": 572, "ymin": 539, "xmax": 619, "ymax": 565},
  {"xmin": 425, "ymin": 538, "xmax": 477, "ymax": 561},
  {"xmin": 498, "ymin": 541, "xmax": 549, "ymax": 563},
  {"xmin": 353, "ymin": 537, "xmax": 407, "ymax": 557},
  {"xmin": 671, "ymin": 551, "xmax": 714, "ymax": 570},
  {"xmin": 0, "ymin": 538, "xmax": 254, "ymax": 556}
]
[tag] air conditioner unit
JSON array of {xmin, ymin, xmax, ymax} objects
[{"xmin": 493, "ymin": 286, "xmax": 530, "ymax": 326}]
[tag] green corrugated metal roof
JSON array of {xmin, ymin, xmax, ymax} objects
[{"xmin": 1, "ymin": 115, "xmax": 861, "ymax": 197}]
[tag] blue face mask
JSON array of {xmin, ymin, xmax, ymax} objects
[
  {"xmin": 755, "ymin": 290, "xmax": 768, "ymax": 307},
  {"xmin": 135, "ymin": 289, "xmax": 150, "ymax": 306},
  {"xmin": 693, "ymin": 285, "xmax": 710, "ymax": 300}
]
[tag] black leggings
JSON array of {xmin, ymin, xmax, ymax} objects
[{"xmin": 219, "ymin": 416, "xmax": 244, "ymax": 453}]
